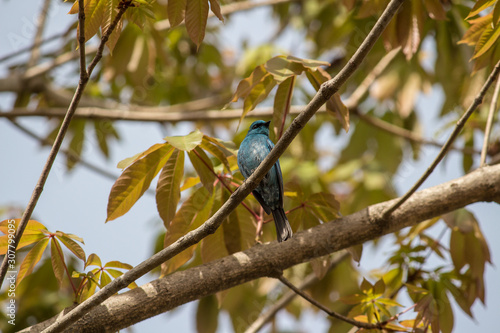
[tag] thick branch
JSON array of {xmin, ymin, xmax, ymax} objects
[
  {"xmin": 22, "ymin": 164, "xmax": 500, "ymax": 333},
  {"xmin": 38, "ymin": 2, "xmax": 406, "ymax": 332}
]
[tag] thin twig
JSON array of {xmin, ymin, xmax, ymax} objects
[
  {"xmin": 7, "ymin": 119, "xmax": 149, "ymax": 187},
  {"xmin": 277, "ymin": 275, "xmax": 384, "ymax": 330},
  {"xmin": 344, "ymin": 47, "xmax": 401, "ymax": 109},
  {"xmin": 41, "ymin": 1, "xmax": 406, "ymax": 332},
  {"xmin": 245, "ymin": 252, "xmax": 349, "ymax": 333},
  {"xmin": 27, "ymin": 0, "xmax": 52, "ymax": 68},
  {"xmin": 0, "ymin": 32, "xmax": 66, "ymax": 63},
  {"xmin": 0, "ymin": 0, "xmax": 132, "ymax": 288},
  {"xmin": 382, "ymin": 60, "xmax": 500, "ymax": 219},
  {"xmin": 480, "ymin": 76, "xmax": 500, "ymax": 166}
]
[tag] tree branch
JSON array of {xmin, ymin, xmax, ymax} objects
[
  {"xmin": 277, "ymin": 275, "xmax": 383, "ymax": 330},
  {"xmin": 27, "ymin": 0, "xmax": 52, "ymax": 68},
  {"xmin": 480, "ymin": 75, "xmax": 500, "ymax": 166},
  {"xmin": 383, "ymin": 59, "xmax": 500, "ymax": 219},
  {"xmin": 0, "ymin": 1, "xmax": 132, "ymax": 287},
  {"xmin": 244, "ymin": 252, "xmax": 349, "ymax": 333},
  {"xmin": 22, "ymin": 163, "xmax": 500, "ymax": 333},
  {"xmin": 38, "ymin": 1, "xmax": 406, "ymax": 332}
]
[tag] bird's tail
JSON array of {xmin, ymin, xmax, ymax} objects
[{"xmin": 271, "ymin": 208, "xmax": 293, "ymax": 242}]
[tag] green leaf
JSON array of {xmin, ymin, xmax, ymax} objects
[
  {"xmin": 201, "ymin": 219, "xmax": 229, "ymax": 264},
  {"xmin": 70, "ymin": 0, "xmax": 105, "ymax": 42},
  {"xmin": 102, "ymin": 0, "xmax": 123, "ymax": 53},
  {"xmin": 220, "ymin": 189, "xmax": 242, "ymax": 254},
  {"xmin": 67, "ymin": 120, "xmax": 86, "ymax": 171},
  {"xmin": 168, "ymin": 0, "xmax": 186, "ymax": 27},
  {"xmin": 156, "ymin": 149, "xmax": 185, "ymax": 226},
  {"xmin": 360, "ymin": 278, "xmax": 373, "ymax": 294},
  {"xmin": 164, "ymin": 129, "xmax": 204, "ymax": 151},
  {"xmin": 0, "ymin": 233, "xmax": 46, "ymax": 255},
  {"xmin": 265, "ymin": 55, "xmax": 330, "ymax": 83},
  {"xmin": 242, "ymin": 73, "xmax": 276, "ymax": 113},
  {"xmin": 229, "ymin": 65, "xmax": 268, "ymax": 104},
  {"xmin": 376, "ymin": 297, "xmax": 403, "ymax": 307},
  {"xmin": 50, "ymin": 238, "xmax": 65, "ymax": 286},
  {"xmin": 265, "ymin": 56, "xmax": 307, "ymax": 83},
  {"xmin": 494, "ymin": 1, "xmax": 500, "ymax": 26},
  {"xmin": 272, "ymin": 76, "xmax": 295, "ymax": 139},
  {"xmin": 305, "ymin": 68, "xmax": 349, "ymax": 132},
  {"xmin": 117, "ymin": 143, "xmax": 167, "ymax": 169},
  {"xmin": 162, "ymin": 187, "xmax": 213, "ymax": 274},
  {"xmin": 306, "ymin": 192, "xmax": 341, "ymax": 223},
  {"xmin": 340, "ymin": 293, "xmax": 367, "ymax": 305},
  {"xmin": 200, "ymin": 135, "xmax": 233, "ymax": 173},
  {"xmin": 79, "ymin": 270, "xmax": 100, "ymax": 302},
  {"xmin": 106, "ymin": 143, "xmax": 174, "ymax": 222},
  {"xmin": 459, "ymin": 14, "xmax": 492, "ymax": 46},
  {"xmin": 310, "ymin": 256, "xmax": 331, "ymax": 280},
  {"xmin": 466, "ymin": 0, "xmax": 497, "ymax": 19},
  {"xmin": 441, "ymin": 273, "xmax": 473, "ymax": 317},
  {"xmin": 196, "ymin": 295, "xmax": 219, "ymax": 333},
  {"xmin": 85, "ymin": 253, "xmax": 103, "ymax": 268},
  {"xmin": 104, "ymin": 260, "xmax": 133, "ymax": 269},
  {"xmin": 435, "ymin": 282, "xmax": 454, "ymax": 333},
  {"xmin": 100, "ymin": 271, "xmax": 112, "ymax": 288},
  {"xmin": 185, "ymin": 0, "xmax": 209, "ymax": 48},
  {"xmin": 56, "ymin": 233, "xmax": 86, "ymax": 261},
  {"xmin": 473, "ymin": 17, "xmax": 500, "ymax": 59},
  {"xmin": 373, "ymin": 278, "xmax": 386, "ymax": 295},
  {"xmin": 0, "ymin": 219, "xmax": 47, "ymax": 235},
  {"xmin": 17, "ymin": 238, "xmax": 50, "ymax": 286},
  {"xmin": 188, "ymin": 147, "xmax": 215, "ymax": 193},
  {"xmin": 105, "ymin": 268, "xmax": 138, "ymax": 289}
]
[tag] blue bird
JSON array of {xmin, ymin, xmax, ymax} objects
[{"xmin": 237, "ymin": 120, "xmax": 293, "ymax": 242}]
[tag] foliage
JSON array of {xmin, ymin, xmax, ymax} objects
[{"xmin": 1, "ymin": 0, "xmax": 500, "ymax": 332}]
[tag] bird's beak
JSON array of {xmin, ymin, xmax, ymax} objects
[{"xmin": 264, "ymin": 121, "xmax": 271, "ymax": 128}]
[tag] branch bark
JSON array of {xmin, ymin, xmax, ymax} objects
[{"xmin": 21, "ymin": 163, "xmax": 500, "ymax": 333}]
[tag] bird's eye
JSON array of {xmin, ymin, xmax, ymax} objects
[{"xmin": 252, "ymin": 124, "xmax": 258, "ymax": 129}]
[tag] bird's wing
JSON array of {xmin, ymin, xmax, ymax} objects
[
  {"xmin": 252, "ymin": 190, "xmax": 272, "ymax": 215},
  {"xmin": 267, "ymin": 138, "xmax": 284, "ymax": 207}
]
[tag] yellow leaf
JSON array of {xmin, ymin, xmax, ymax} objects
[
  {"xmin": 17, "ymin": 238, "xmax": 50, "ymax": 286},
  {"xmin": 106, "ymin": 143, "xmax": 174, "ymax": 222},
  {"xmin": 156, "ymin": 149, "xmax": 184, "ymax": 226},
  {"xmin": 50, "ymin": 238, "xmax": 65, "ymax": 286}
]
